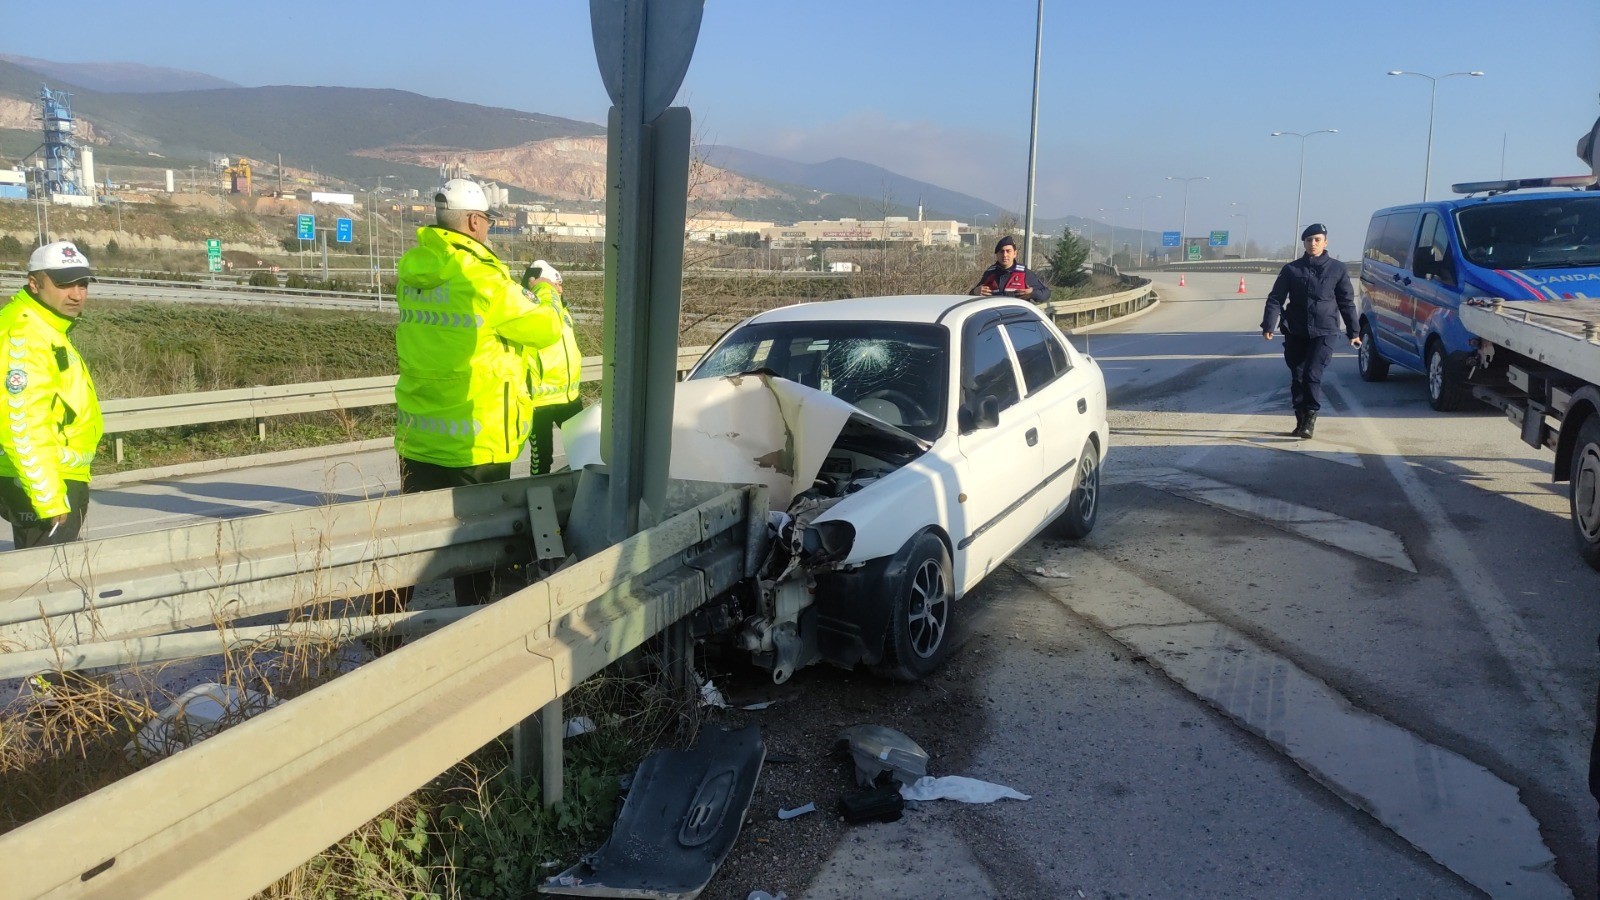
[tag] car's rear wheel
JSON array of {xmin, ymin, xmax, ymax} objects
[
  {"xmin": 871, "ymin": 532, "xmax": 952, "ymax": 682},
  {"xmin": 1358, "ymin": 322, "xmax": 1389, "ymax": 382},
  {"xmin": 1049, "ymin": 438, "xmax": 1100, "ymax": 539},
  {"xmin": 1571, "ymin": 416, "xmax": 1600, "ymax": 572},
  {"xmin": 1426, "ymin": 340, "xmax": 1469, "ymax": 411}
]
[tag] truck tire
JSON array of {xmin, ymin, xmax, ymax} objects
[
  {"xmin": 1426, "ymin": 341, "xmax": 1469, "ymax": 412},
  {"xmin": 1572, "ymin": 416, "xmax": 1600, "ymax": 572},
  {"xmin": 1358, "ymin": 323, "xmax": 1389, "ymax": 382}
]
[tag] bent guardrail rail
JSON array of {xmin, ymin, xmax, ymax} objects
[{"xmin": 0, "ymin": 471, "xmax": 765, "ymax": 898}]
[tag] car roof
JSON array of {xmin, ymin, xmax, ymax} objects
[
  {"xmin": 744, "ymin": 293, "xmax": 1018, "ymax": 327},
  {"xmin": 1375, "ymin": 189, "xmax": 1598, "ymax": 216}
]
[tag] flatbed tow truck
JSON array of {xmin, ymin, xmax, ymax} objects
[{"xmin": 1462, "ymin": 295, "xmax": 1600, "ymax": 570}]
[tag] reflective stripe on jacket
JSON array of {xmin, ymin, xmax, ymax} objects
[
  {"xmin": 394, "ymin": 227, "xmax": 563, "ymax": 467},
  {"xmin": 0, "ymin": 289, "xmax": 102, "ymax": 518},
  {"xmin": 524, "ymin": 280, "xmax": 581, "ymax": 407}
]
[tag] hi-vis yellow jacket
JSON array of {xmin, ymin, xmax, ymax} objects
[
  {"xmin": 395, "ymin": 227, "xmax": 562, "ymax": 467},
  {"xmin": 524, "ymin": 280, "xmax": 582, "ymax": 407},
  {"xmin": 0, "ymin": 289, "xmax": 102, "ymax": 518}
]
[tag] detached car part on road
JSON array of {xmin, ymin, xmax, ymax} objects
[{"xmin": 566, "ymin": 294, "xmax": 1109, "ymax": 681}]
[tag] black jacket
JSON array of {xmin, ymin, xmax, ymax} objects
[
  {"xmin": 1261, "ymin": 253, "xmax": 1357, "ymax": 339},
  {"xmin": 972, "ymin": 263, "xmax": 1052, "ymax": 302}
]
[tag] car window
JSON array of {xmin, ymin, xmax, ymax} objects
[
  {"xmin": 1456, "ymin": 195, "xmax": 1600, "ymax": 269},
  {"xmin": 963, "ymin": 324, "xmax": 1020, "ymax": 414},
  {"xmin": 1412, "ymin": 212, "xmax": 1458, "ymax": 287},
  {"xmin": 1376, "ymin": 211, "xmax": 1420, "ymax": 268},
  {"xmin": 1363, "ymin": 214, "xmax": 1390, "ymax": 264},
  {"xmin": 1003, "ymin": 317, "xmax": 1065, "ymax": 394},
  {"xmin": 691, "ymin": 319, "xmax": 949, "ymax": 440}
]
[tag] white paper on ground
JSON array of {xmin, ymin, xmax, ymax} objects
[{"xmin": 899, "ymin": 775, "xmax": 1030, "ymax": 803}]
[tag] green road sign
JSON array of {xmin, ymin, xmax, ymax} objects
[
  {"xmin": 1186, "ymin": 244, "xmax": 1202, "ymax": 261},
  {"xmin": 206, "ymin": 238, "xmax": 222, "ymax": 273}
]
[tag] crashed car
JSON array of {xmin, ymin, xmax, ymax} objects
[{"xmin": 565, "ymin": 294, "xmax": 1108, "ymax": 682}]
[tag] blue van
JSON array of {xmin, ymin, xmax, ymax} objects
[{"xmin": 1356, "ymin": 177, "xmax": 1600, "ymax": 409}]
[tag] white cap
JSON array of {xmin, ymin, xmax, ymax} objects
[
  {"xmin": 434, "ymin": 178, "xmax": 498, "ymax": 215},
  {"xmin": 27, "ymin": 241, "xmax": 94, "ymax": 284},
  {"xmin": 531, "ymin": 259, "xmax": 561, "ymax": 285}
]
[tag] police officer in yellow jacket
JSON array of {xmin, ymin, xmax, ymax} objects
[
  {"xmin": 392, "ymin": 179, "xmax": 563, "ymax": 606},
  {"xmin": 520, "ymin": 259, "xmax": 583, "ymax": 475},
  {"xmin": 0, "ymin": 241, "xmax": 102, "ymax": 549}
]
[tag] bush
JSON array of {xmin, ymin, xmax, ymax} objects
[
  {"xmin": 247, "ymin": 271, "xmax": 279, "ymax": 287},
  {"xmin": 1045, "ymin": 226, "xmax": 1091, "ymax": 288},
  {"xmin": 0, "ymin": 235, "xmax": 22, "ymax": 258}
]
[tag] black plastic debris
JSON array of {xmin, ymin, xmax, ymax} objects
[
  {"xmin": 541, "ymin": 724, "xmax": 765, "ymax": 899},
  {"xmin": 838, "ymin": 782, "xmax": 904, "ymax": 824}
]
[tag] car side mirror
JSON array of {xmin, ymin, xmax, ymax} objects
[{"xmin": 974, "ymin": 395, "xmax": 1001, "ymax": 430}]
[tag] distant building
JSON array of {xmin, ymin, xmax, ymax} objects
[{"xmin": 762, "ymin": 216, "xmax": 968, "ymax": 249}]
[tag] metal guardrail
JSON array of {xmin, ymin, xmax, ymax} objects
[
  {"xmin": 0, "ymin": 471, "xmax": 765, "ymax": 898},
  {"xmin": 1040, "ymin": 280, "xmax": 1159, "ymax": 330}
]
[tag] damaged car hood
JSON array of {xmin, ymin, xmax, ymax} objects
[{"xmin": 561, "ymin": 374, "xmax": 930, "ymax": 509}]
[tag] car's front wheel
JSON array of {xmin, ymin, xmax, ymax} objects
[
  {"xmin": 871, "ymin": 532, "xmax": 953, "ymax": 682},
  {"xmin": 1049, "ymin": 437, "xmax": 1100, "ymax": 539}
]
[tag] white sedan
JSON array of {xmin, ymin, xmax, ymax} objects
[{"xmin": 567, "ymin": 294, "xmax": 1108, "ymax": 682}]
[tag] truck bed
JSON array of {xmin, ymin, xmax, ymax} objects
[{"xmin": 1460, "ymin": 299, "xmax": 1600, "ymax": 387}]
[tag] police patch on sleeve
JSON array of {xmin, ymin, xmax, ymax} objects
[{"xmin": 4, "ymin": 368, "xmax": 24, "ymax": 394}]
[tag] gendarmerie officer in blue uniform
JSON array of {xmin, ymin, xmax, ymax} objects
[{"xmin": 1261, "ymin": 223, "xmax": 1360, "ymax": 438}]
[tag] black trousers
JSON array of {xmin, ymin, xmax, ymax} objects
[
  {"xmin": 0, "ymin": 478, "xmax": 89, "ymax": 550},
  {"xmin": 1283, "ymin": 334, "xmax": 1339, "ymax": 412},
  {"xmin": 529, "ymin": 397, "xmax": 585, "ymax": 476},
  {"xmin": 379, "ymin": 457, "xmax": 513, "ymax": 611}
]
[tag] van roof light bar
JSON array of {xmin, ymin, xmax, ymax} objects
[{"xmin": 1452, "ymin": 174, "xmax": 1598, "ymax": 196}]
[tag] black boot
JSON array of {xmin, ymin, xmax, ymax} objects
[
  {"xmin": 1287, "ymin": 409, "xmax": 1307, "ymax": 437},
  {"xmin": 1300, "ymin": 411, "xmax": 1318, "ymax": 439}
]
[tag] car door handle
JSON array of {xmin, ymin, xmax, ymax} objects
[
  {"xmin": 1025, "ymin": 428, "xmax": 1039, "ymax": 447},
  {"xmin": 1077, "ymin": 398, "xmax": 1088, "ymax": 414}
]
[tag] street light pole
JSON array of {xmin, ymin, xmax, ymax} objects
[
  {"xmin": 1022, "ymin": 0, "xmax": 1044, "ymax": 269},
  {"xmin": 1387, "ymin": 70, "xmax": 1484, "ymax": 201},
  {"xmin": 1270, "ymin": 129, "xmax": 1337, "ymax": 252},
  {"xmin": 1165, "ymin": 176, "xmax": 1208, "ymax": 261},
  {"xmin": 1229, "ymin": 201, "xmax": 1248, "ymax": 258},
  {"xmin": 1134, "ymin": 194, "xmax": 1161, "ymax": 268}
]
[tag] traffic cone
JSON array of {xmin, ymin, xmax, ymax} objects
[
  {"xmin": 1178, "ymin": 274, "xmax": 1186, "ymax": 287},
  {"xmin": 1237, "ymin": 276, "xmax": 1247, "ymax": 294}
]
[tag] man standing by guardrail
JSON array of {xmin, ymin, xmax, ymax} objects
[
  {"xmin": 973, "ymin": 235, "xmax": 1051, "ymax": 302},
  {"xmin": 522, "ymin": 259, "xmax": 584, "ymax": 476},
  {"xmin": 389, "ymin": 179, "xmax": 564, "ymax": 607},
  {"xmin": 0, "ymin": 242, "xmax": 103, "ymax": 549}
]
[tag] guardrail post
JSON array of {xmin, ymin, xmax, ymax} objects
[{"xmin": 114, "ymin": 437, "xmax": 125, "ymax": 464}]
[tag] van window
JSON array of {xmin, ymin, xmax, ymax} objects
[
  {"xmin": 1456, "ymin": 196, "xmax": 1600, "ymax": 269},
  {"xmin": 1412, "ymin": 213, "xmax": 1458, "ymax": 287},
  {"xmin": 1375, "ymin": 211, "xmax": 1420, "ymax": 268},
  {"xmin": 1363, "ymin": 214, "xmax": 1390, "ymax": 263}
]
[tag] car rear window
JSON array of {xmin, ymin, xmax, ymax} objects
[{"xmin": 691, "ymin": 319, "xmax": 950, "ymax": 440}]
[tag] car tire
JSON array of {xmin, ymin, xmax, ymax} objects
[
  {"xmin": 1426, "ymin": 341, "xmax": 1469, "ymax": 411},
  {"xmin": 871, "ymin": 532, "xmax": 953, "ymax": 682},
  {"xmin": 1049, "ymin": 438, "xmax": 1101, "ymax": 540},
  {"xmin": 1571, "ymin": 416, "xmax": 1600, "ymax": 572},
  {"xmin": 1358, "ymin": 322, "xmax": 1389, "ymax": 382}
]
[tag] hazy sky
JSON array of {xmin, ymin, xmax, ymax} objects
[{"xmin": 5, "ymin": 0, "xmax": 1598, "ymax": 253}]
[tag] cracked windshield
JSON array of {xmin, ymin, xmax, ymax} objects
[{"xmin": 693, "ymin": 321, "xmax": 949, "ymax": 440}]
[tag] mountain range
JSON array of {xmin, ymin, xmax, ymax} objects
[{"xmin": 0, "ymin": 56, "xmax": 1092, "ymax": 234}]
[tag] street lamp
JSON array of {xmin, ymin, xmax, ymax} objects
[
  {"xmin": 1096, "ymin": 208, "xmax": 1110, "ymax": 262},
  {"xmin": 1164, "ymin": 176, "xmax": 1208, "ymax": 260},
  {"xmin": 1132, "ymin": 194, "xmax": 1161, "ymax": 268},
  {"xmin": 1229, "ymin": 201, "xmax": 1248, "ymax": 258},
  {"xmin": 1022, "ymin": 0, "xmax": 1044, "ymax": 269},
  {"xmin": 1270, "ymin": 129, "xmax": 1337, "ymax": 252},
  {"xmin": 1387, "ymin": 69, "xmax": 1484, "ymax": 200}
]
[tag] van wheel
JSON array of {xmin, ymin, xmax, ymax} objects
[
  {"xmin": 1426, "ymin": 341, "xmax": 1469, "ymax": 411},
  {"xmin": 1572, "ymin": 417, "xmax": 1600, "ymax": 572},
  {"xmin": 1358, "ymin": 323, "xmax": 1389, "ymax": 382},
  {"xmin": 871, "ymin": 532, "xmax": 953, "ymax": 682},
  {"xmin": 1049, "ymin": 438, "xmax": 1100, "ymax": 539}
]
